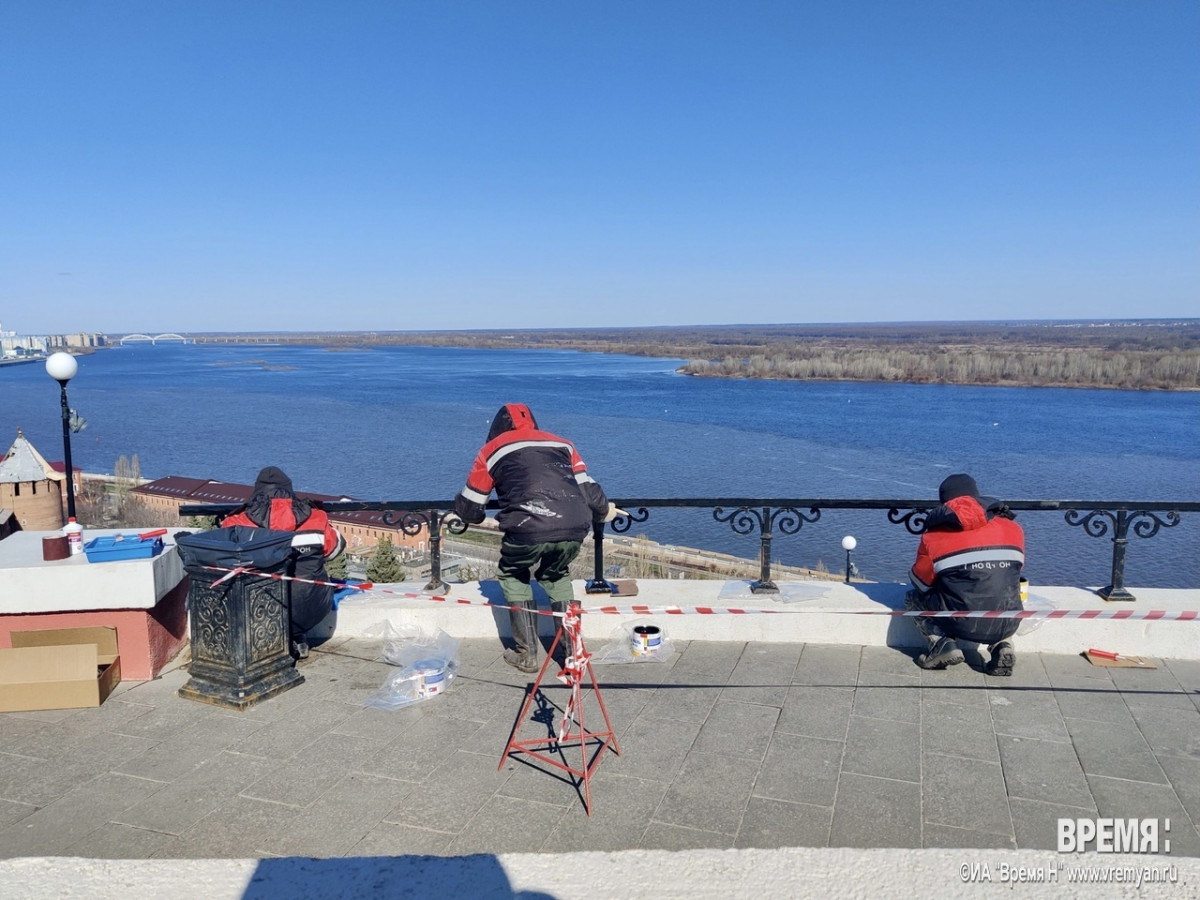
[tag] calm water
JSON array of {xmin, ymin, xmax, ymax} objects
[{"xmin": 2, "ymin": 343, "xmax": 1197, "ymax": 587}]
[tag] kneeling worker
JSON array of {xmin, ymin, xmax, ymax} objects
[
  {"xmin": 908, "ymin": 473, "xmax": 1025, "ymax": 676},
  {"xmin": 454, "ymin": 404, "xmax": 620, "ymax": 673}
]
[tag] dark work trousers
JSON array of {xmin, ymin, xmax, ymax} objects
[{"xmin": 497, "ymin": 539, "xmax": 583, "ymax": 654}]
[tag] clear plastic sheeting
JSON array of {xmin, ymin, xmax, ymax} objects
[
  {"xmin": 363, "ymin": 621, "xmax": 460, "ymax": 711},
  {"xmin": 1016, "ymin": 592, "xmax": 1057, "ymax": 636},
  {"xmin": 717, "ymin": 579, "xmax": 836, "ymax": 604},
  {"xmin": 591, "ymin": 619, "xmax": 676, "ymax": 665}
]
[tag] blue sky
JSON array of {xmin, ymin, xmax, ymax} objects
[{"xmin": 1, "ymin": 1, "xmax": 1196, "ymax": 335}]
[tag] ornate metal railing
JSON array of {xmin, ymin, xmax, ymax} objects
[{"xmin": 179, "ymin": 497, "xmax": 1198, "ymax": 601}]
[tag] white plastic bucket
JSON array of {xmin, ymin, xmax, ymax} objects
[{"xmin": 411, "ymin": 659, "xmax": 447, "ymax": 697}]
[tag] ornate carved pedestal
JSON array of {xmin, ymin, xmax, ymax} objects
[{"xmin": 176, "ymin": 528, "xmax": 303, "ymax": 710}]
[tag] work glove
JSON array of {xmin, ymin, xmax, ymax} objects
[{"xmin": 603, "ymin": 502, "xmax": 628, "ymax": 523}]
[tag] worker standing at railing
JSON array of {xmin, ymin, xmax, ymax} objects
[
  {"xmin": 907, "ymin": 473, "xmax": 1026, "ymax": 676},
  {"xmin": 453, "ymin": 404, "xmax": 621, "ymax": 673}
]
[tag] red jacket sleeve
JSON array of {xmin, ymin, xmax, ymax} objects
[
  {"xmin": 454, "ymin": 447, "xmax": 493, "ymax": 524},
  {"xmin": 910, "ymin": 534, "xmax": 936, "ymax": 593}
]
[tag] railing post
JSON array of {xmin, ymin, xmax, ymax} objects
[
  {"xmin": 425, "ymin": 509, "xmax": 449, "ymax": 594},
  {"xmin": 751, "ymin": 505, "xmax": 778, "ymax": 594},
  {"xmin": 1097, "ymin": 509, "xmax": 1135, "ymax": 601},
  {"xmin": 586, "ymin": 519, "xmax": 617, "ymax": 594}
]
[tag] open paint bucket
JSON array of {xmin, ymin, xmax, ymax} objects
[
  {"xmin": 411, "ymin": 659, "xmax": 447, "ymax": 697},
  {"xmin": 630, "ymin": 625, "xmax": 662, "ymax": 657}
]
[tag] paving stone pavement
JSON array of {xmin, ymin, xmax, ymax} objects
[{"xmin": 2, "ymin": 637, "xmax": 1199, "ymax": 860}]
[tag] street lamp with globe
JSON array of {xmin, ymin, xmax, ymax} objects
[
  {"xmin": 45, "ymin": 352, "xmax": 79, "ymax": 522},
  {"xmin": 841, "ymin": 535, "xmax": 858, "ymax": 584}
]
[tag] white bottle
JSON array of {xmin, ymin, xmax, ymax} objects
[{"xmin": 64, "ymin": 517, "xmax": 84, "ymax": 556}]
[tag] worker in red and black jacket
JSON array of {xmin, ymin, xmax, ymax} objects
[
  {"xmin": 222, "ymin": 466, "xmax": 345, "ymax": 659},
  {"xmin": 454, "ymin": 404, "xmax": 620, "ymax": 672},
  {"xmin": 907, "ymin": 473, "xmax": 1025, "ymax": 676}
]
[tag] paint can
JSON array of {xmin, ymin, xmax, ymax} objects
[
  {"xmin": 630, "ymin": 625, "xmax": 662, "ymax": 657},
  {"xmin": 42, "ymin": 535, "xmax": 70, "ymax": 561},
  {"xmin": 411, "ymin": 659, "xmax": 447, "ymax": 697}
]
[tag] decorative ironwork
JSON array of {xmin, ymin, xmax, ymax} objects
[
  {"xmin": 1065, "ymin": 508, "xmax": 1184, "ymax": 601},
  {"xmin": 177, "ymin": 560, "xmax": 303, "ymax": 710},
  {"xmin": 608, "ymin": 507, "xmax": 649, "ymax": 534},
  {"xmin": 1131, "ymin": 510, "xmax": 1181, "ymax": 539},
  {"xmin": 248, "ymin": 582, "xmax": 288, "ymax": 657},
  {"xmin": 888, "ymin": 508, "xmax": 930, "ymax": 535},
  {"xmin": 190, "ymin": 584, "xmax": 231, "ymax": 663},
  {"xmin": 180, "ymin": 497, "xmax": 1197, "ymax": 601},
  {"xmin": 1065, "ymin": 509, "xmax": 1116, "ymax": 538},
  {"xmin": 712, "ymin": 505, "xmax": 821, "ymax": 593}
]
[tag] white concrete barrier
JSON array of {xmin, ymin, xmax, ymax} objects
[
  {"xmin": 332, "ymin": 578, "xmax": 1200, "ymax": 660},
  {"xmin": 3, "ymin": 847, "xmax": 1197, "ymax": 899}
]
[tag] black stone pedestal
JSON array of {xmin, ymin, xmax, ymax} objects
[{"xmin": 176, "ymin": 527, "xmax": 303, "ymax": 710}]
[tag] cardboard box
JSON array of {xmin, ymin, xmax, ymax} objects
[{"xmin": 0, "ymin": 627, "xmax": 121, "ymax": 712}]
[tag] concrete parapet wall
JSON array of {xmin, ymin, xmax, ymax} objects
[
  {"xmin": 334, "ymin": 578, "xmax": 1200, "ymax": 660},
  {"xmin": 4, "ymin": 848, "xmax": 1198, "ymax": 900}
]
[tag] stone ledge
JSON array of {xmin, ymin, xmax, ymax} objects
[
  {"xmin": 0, "ymin": 529, "xmax": 188, "ymax": 613},
  {"xmin": 332, "ymin": 579, "xmax": 1200, "ymax": 660},
  {"xmin": 4, "ymin": 848, "xmax": 1198, "ymax": 900}
]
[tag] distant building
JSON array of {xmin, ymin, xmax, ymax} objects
[
  {"xmin": 132, "ymin": 476, "xmax": 431, "ymax": 557},
  {"xmin": 0, "ymin": 429, "xmax": 68, "ymax": 531},
  {"xmin": 0, "ymin": 332, "xmax": 108, "ymax": 358},
  {"xmin": 47, "ymin": 460, "xmax": 84, "ymax": 498}
]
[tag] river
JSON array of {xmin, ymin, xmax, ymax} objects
[{"xmin": 1, "ymin": 343, "xmax": 1196, "ymax": 588}]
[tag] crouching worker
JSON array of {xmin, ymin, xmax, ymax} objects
[
  {"xmin": 454, "ymin": 404, "xmax": 620, "ymax": 673},
  {"xmin": 222, "ymin": 466, "xmax": 345, "ymax": 659},
  {"xmin": 908, "ymin": 473, "xmax": 1025, "ymax": 676}
]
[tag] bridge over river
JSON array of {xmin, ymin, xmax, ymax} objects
[{"xmin": 118, "ymin": 333, "xmax": 188, "ymax": 345}]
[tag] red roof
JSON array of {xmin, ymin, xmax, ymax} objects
[{"xmin": 133, "ymin": 476, "xmax": 412, "ymax": 531}]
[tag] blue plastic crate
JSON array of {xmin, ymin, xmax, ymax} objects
[{"xmin": 83, "ymin": 535, "xmax": 165, "ymax": 563}]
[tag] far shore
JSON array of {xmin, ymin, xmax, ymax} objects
[{"xmin": 178, "ymin": 320, "xmax": 1200, "ymax": 392}]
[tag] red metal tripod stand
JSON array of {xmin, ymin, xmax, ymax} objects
[{"xmin": 498, "ymin": 600, "xmax": 620, "ymax": 815}]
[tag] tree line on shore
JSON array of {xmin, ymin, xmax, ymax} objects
[
  {"xmin": 190, "ymin": 320, "xmax": 1200, "ymax": 390},
  {"xmin": 678, "ymin": 346, "xmax": 1200, "ymax": 390}
]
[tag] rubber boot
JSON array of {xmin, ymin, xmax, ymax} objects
[
  {"xmin": 549, "ymin": 599, "xmax": 568, "ymax": 669},
  {"xmin": 503, "ymin": 602, "xmax": 539, "ymax": 673},
  {"xmin": 985, "ymin": 640, "xmax": 1016, "ymax": 676}
]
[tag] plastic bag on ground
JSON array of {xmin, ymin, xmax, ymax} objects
[
  {"xmin": 363, "ymin": 621, "xmax": 460, "ymax": 711},
  {"xmin": 591, "ymin": 619, "xmax": 675, "ymax": 665}
]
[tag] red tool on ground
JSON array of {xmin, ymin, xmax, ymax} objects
[
  {"xmin": 498, "ymin": 600, "xmax": 620, "ymax": 815},
  {"xmin": 1086, "ymin": 648, "xmax": 1152, "ymax": 667}
]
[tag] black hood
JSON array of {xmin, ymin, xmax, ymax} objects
[
  {"xmin": 252, "ymin": 466, "xmax": 295, "ymax": 497},
  {"xmin": 938, "ymin": 473, "xmax": 980, "ymax": 503},
  {"xmin": 245, "ymin": 466, "xmax": 311, "ymax": 526},
  {"xmin": 487, "ymin": 403, "xmax": 539, "ymax": 442}
]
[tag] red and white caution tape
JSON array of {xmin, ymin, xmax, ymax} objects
[
  {"xmin": 555, "ymin": 605, "xmax": 591, "ymax": 741},
  {"xmin": 591, "ymin": 604, "xmax": 1199, "ymax": 621},
  {"xmin": 192, "ymin": 565, "xmax": 563, "ymax": 616},
  {"xmin": 193, "ymin": 567, "xmax": 1198, "ymax": 622}
]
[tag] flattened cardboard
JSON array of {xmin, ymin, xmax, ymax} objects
[
  {"xmin": 609, "ymin": 579, "xmax": 640, "ymax": 597},
  {"xmin": 0, "ymin": 626, "xmax": 121, "ymax": 712},
  {"xmin": 1087, "ymin": 655, "xmax": 1156, "ymax": 669}
]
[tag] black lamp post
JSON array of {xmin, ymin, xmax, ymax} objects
[
  {"xmin": 45, "ymin": 352, "xmax": 78, "ymax": 522},
  {"xmin": 842, "ymin": 534, "xmax": 857, "ymax": 584}
]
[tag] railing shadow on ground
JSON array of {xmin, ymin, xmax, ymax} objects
[{"xmin": 180, "ymin": 497, "xmax": 1200, "ymax": 603}]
